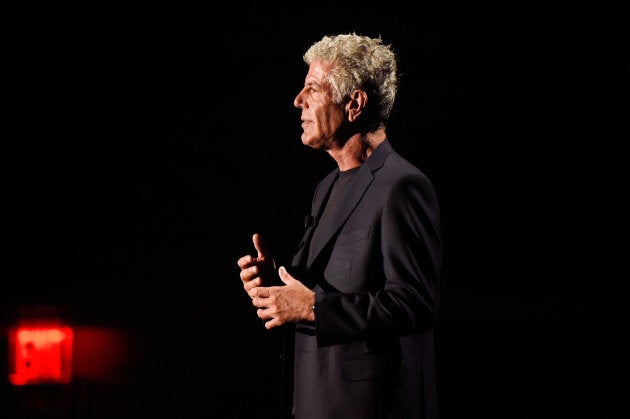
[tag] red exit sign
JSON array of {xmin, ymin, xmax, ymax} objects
[{"xmin": 8, "ymin": 324, "xmax": 73, "ymax": 385}]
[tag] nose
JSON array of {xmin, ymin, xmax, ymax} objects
[{"xmin": 293, "ymin": 88, "xmax": 305, "ymax": 109}]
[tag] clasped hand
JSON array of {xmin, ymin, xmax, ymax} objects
[{"xmin": 237, "ymin": 233, "xmax": 315, "ymax": 329}]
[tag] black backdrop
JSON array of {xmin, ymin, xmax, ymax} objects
[{"xmin": 3, "ymin": 4, "xmax": 602, "ymax": 418}]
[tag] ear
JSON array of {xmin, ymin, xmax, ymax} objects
[{"xmin": 345, "ymin": 90, "xmax": 368, "ymax": 122}]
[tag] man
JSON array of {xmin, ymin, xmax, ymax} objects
[{"xmin": 237, "ymin": 33, "xmax": 443, "ymax": 419}]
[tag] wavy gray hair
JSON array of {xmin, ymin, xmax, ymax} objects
[{"xmin": 303, "ymin": 33, "xmax": 399, "ymax": 130}]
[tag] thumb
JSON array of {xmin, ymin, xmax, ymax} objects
[
  {"xmin": 278, "ymin": 266, "xmax": 294, "ymax": 285},
  {"xmin": 252, "ymin": 233, "xmax": 272, "ymax": 260}
]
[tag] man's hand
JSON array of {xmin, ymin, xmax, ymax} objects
[
  {"xmin": 249, "ymin": 266, "xmax": 316, "ymax": 329},
  {"xmin": 237, "ymin": 233, "xmax": 276, "ymax": 293}
]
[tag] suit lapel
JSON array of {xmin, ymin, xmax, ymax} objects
[
  {"xmin": 291, "ymin": 170, "xmax": 338, "ymax": 267},
  {"xmin": 305, "ymin": 141, "xmax": 393, "ymax": 268}
]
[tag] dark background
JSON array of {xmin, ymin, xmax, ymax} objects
[{"xmin": 3, "ymin": 4, "xmax": 607, "ymax": 418}]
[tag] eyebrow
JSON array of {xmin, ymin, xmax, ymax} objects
[{"xmin": 305, "ymin": 80, "xmax": 326, "ymax": 90}]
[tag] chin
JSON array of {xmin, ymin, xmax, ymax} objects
[
  {"xmin": 302, "ymin": 140, "xmax": 321, "ymax": 150},
  {"xmin": 301, "ymin": 135, "xmax": 315, "ymax": 147},
  {"xmin": 301, "ymin": 132, "xmax": 322, "ymax": 147}
]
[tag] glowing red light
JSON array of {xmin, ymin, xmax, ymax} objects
[{"xmin": 8, "ymin": 325, "xmax": 73, "ymax": 385}]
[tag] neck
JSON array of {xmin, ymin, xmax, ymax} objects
[{"xmin": 328, "ymin": 129, "xmax": 386, "ymax": 171}]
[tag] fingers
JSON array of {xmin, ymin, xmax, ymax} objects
[
  {"xmin": 239, "ymin": 263, "xmax": 258, "ymax": 281},
  {"xmin": 256, "ymin": 307, "xmax": 282, "ymax": 330},
  {"xmin": 239, "ymin": 262, "xmax": 257, "ymax": 281},
  {"xmin": 263, "ymin": 317, "xmax": 280, "ymax": 330},
  {"xmin": 243, "ymin": 276, "xmax": 261, "ymax": 293},
  {"xmin": 239, "ymin": 234, "xmax": 281, "ymax": 330},
  {"xmin": 249, "ymin": 288, "xmax": 282, "ymax": 330},
  {"xmin": 236, "ymin": 254, "xmax": 254, "ymax": 270},
  {"xmin": 237, "ymin": 255, "xmax": 263, "ymax": 289},
  {"xmin": 249, "ymin": 287, "xmax": 271, "ymax": 300}
]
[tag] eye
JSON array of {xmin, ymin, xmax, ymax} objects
[{"xmin": 305, "ymin": 82, "xmax": 320, "ymax": 94}]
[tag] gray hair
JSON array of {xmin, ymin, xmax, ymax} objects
[{"xmin": 303, "ymin": 33, "xmax": 399, "ymax": 129}]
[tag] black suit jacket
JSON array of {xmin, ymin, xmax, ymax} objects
[{"xmin": 286, "ymin": 140, "xmax": 443, "ymax": 419}]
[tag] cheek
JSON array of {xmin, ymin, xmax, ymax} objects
[{"xmin": 320, "ymin": 109, "xmax": 344, "ymax": 134}]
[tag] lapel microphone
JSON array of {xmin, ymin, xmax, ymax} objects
[{"xmin": 304, "ymin": 215, "xmax": 318, "ymax": 229}]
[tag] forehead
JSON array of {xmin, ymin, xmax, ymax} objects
[{"xmin": 305, "ymin": 60, "xmax": 335, "ymax": 85}]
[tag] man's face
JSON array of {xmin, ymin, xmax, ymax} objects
[{"xmin": 293, "ymin": 60, "xmax": 346, "ymax": 150}]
